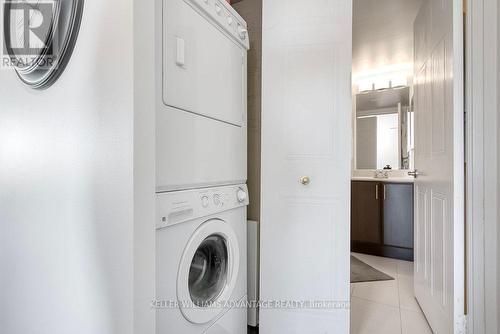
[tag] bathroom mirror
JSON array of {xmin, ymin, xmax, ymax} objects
[{"xmin": 354, "ymin": 87, "xmax": 414, "ymax": 170}]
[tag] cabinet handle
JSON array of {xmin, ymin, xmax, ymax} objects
[
  {"xmin": 383, "ymin": 184, "xmax": 386, "ymax": 200},
  {"xmin": 375, "ymin": 184, "xmax": 379, "ymax": 200}
]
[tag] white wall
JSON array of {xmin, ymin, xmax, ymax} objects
[
  {"xmin": 497, "ymin": 0, "xmax": 500, "ymax": 326},
  {"xmin": 352, "ymin": 0, "xmax": 422, "ymax": 80},
  {"xmin": 496, "ymin": 0, "xmax": 500, "ymax": 325},
  {"xmin": 355, "ymin": 117, "xmax": 377, "ymax": 169},
  {"xmin": 483, "ymin": 0, "xmax": 499, "ymax": 332},
  {"xmin": 0, "ymin": 1, "xmax": 135, "ymax": 333},
  {"xmin": 134, "ymin": 0, "xmax": 156, "ymax": 333},
  {"xmin": 376, "ymin": 113, "xmax": 399, "ymax": 169}
]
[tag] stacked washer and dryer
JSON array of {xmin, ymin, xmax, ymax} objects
[{"xmin": 155, "ymin": 0, "xmax": 250, "ymax": 333}]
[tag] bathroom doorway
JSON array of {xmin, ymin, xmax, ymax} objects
[{"xmin": 350, "ymin": 0, "xmax": 465, "ymax": 333}]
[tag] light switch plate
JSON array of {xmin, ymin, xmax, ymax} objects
[{"xmin": 176, "ymin": 37, "xmax": 185, "ymax": 67}]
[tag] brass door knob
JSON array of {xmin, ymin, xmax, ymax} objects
[{"xmin": 299, "ymin": 176, "xmax": 311, "ymax": 185}]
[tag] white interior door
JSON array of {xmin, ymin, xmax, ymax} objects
[
  {"xmin": 260, "ymin": 0, "xmax": 352, "ymax": 333},
  {"xmin": 412, "ymin": 0, "xmax": 465, "ymax": 332}
]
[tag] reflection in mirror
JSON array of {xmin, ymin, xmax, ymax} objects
[{"xmin": 355, "ymin": 87, "xmax": 414, "ymax": 170}]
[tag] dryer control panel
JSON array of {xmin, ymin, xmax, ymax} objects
[
  {"xmin": 185, "ymin": 0, "xmax": 250, "ymax": 49},
  {"xmin": 156, "ymin": 184, "xmax": 249, "ymax": 229}
]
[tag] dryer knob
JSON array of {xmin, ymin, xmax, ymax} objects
[
  {"xmin": 237, "ymin": 25, "xmax": 247, "ymax": 40},
  {"xmin": 237, "ymin": 189, "xmax": 247, "ymax": 203}
]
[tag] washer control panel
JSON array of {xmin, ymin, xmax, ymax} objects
[{"xmin": 156, "ymin": 184, "xmax": 249, "ymax": 229}]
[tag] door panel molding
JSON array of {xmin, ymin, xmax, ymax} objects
[
  {"xmin": 260, "ymin": 0, "xmax": 352, "ymax": 332},
  {"xmin": 413, "ymin": 0, "xmax": 465, "ymax": 331}
]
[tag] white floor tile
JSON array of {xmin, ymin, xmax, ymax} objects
[
  {"xmin": 351, "ymin": 254, "xmax": 433, "ymax": 334},
  {"xmin": 352, "ymin": 279, "xmax": 399, "ymax": 307},
  {"xmin": 398, "ymin": 275, "xmax": 421, "ymax": 312},
  {"xmin": 350, "ymin": 297, "xmax": 401, "ymax": 334},
  {"xmin": 397, "ymin": 260, "xmax": 414, "ymax": 278},
  {"xmin": 401, "ymin": 309, "xmax": 433, "ymax": 334}
]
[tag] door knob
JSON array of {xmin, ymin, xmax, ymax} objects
[
  {"xmin": 299, "ymin": 176, "xmax": 311, "ymax": 185},
  {"xmin": 408, "ymin": 170, "xmax": 421, "ymax": 178}
]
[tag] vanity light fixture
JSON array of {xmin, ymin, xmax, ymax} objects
[{"xmin": 355, "ymin": 64, "xmax": 411, "ymax": 93}]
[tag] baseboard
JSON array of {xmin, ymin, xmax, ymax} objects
[{"xmin": 351, "ymin": 241, "xmax": 414, "ymax": 261}]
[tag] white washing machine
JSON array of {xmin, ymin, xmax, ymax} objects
[
  {"xmin": 155, "ymin": 184, "xmax": 248, "ymax": 333},
  {"xmin": 156, "ymin": 0, "xmax": 250, "ymax": 192}
]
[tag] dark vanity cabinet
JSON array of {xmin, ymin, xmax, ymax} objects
[
  {"xmin": 351, "ymin": 180, "xmax": 414, "ymax": 261},
  {"xmin": 383, "ymin": 183, "xmax": 414, "ymax": 249},
  {"xmin": 351, "ymin": 181, "xmax": 382, "ymax": 244}
]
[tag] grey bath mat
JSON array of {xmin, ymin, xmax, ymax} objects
[{"xmin": 350, "ymin": 256, "xmax": 394, "ymax": 283}]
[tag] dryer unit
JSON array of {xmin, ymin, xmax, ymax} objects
[
  {"xmin": 155, "ymin": 184, "xmax": 249, "ymax": 333},
  {"xmin": 157, "ymin": 0, "xmax": 250, "ymax": 192}
]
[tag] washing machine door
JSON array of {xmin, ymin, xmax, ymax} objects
[{"xmin": 177, "ymin": 219, "xmax": 240, "ymax": 324}]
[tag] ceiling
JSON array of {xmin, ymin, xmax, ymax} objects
[{"xmin": 352, "ymin": 0, "xmax": 422, "ymax": 80}]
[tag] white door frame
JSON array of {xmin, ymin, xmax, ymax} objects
[{"xmin": 465, "ymin": 0, "xmax": 499, "ymax": 333}]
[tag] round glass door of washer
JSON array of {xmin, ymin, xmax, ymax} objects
[
  {"xmin": 177, "ymin": 219, "xmax": 240, "ymax": 324},
  {"xmin": 189, "ymin": 234, "xmax": 228, "ymax": 306}
]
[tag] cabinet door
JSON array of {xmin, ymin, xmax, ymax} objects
[
  {"xmin": 351, "ymin": 181, "xmax": 382, "ymax": 243},
  {"xmin": 383, "ymin": 183, "xmax": 414, "ymax": 248}
]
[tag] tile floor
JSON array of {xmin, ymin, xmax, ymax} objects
[
  {"xmin": 248, "ymin": 253, "xmax": 433, "ymax": 334},
  {"xmin": 350, "ymin": 252, "xmax": 433, "ymax": 334}
]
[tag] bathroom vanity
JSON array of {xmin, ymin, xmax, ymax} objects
[
  {"xmin": 351, "ymin": 86, "xmax": 415, "ymax": 261},
  {"xmin": 351, "ymin": 178, "xmax": 414, "ymax": 261}
]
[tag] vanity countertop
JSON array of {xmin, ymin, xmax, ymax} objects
[{"xmin": 351, "ymin": 176, "xmax": 414, "ymax": 183}]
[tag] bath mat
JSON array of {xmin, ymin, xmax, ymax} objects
[{"xmin": 350, "ymin": 255, "xmax": 394, "ymax": 283}]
